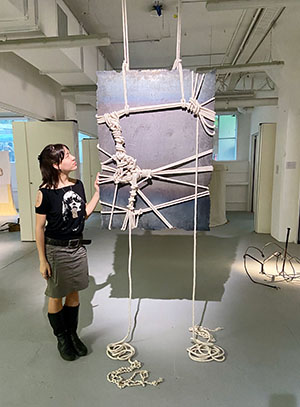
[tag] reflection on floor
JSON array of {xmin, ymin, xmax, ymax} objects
[{"xmin": 1, "ymin": 212, "xmax": 300, "ymax": 407}]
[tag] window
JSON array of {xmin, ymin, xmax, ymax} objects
[
  {"xmin": 78, "ymin": 132, "xmax": 93, "ymax": 163},
  {"xmin": 0, "ymin": 118, "xmax": 28, "ymax": 163},
  {"xmin": 213, "ymin": 114, "xmax": 237, "ymax": 161}
]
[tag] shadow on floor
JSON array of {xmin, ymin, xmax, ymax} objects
[
  {"xmin": 107, "ymin": 232, "xmax": 239, "ymax": 301},
  {"xmin": 269, "ymin": 394, "xmax": 297, "ymax": 407}
]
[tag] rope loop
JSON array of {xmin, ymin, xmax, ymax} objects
[
  {"xmin": 187, "ymin": 342, "xmax": 226, "ymax": 363},
  {"xmin": 187, "ymin": 325, "xmax": 226, "ymax": 363},
  {"xmin": 106, "ymin": 341, "xmax": 135, "ymax": 361}
]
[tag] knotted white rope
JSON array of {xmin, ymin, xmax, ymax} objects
[
  {"xmin": 97, "ymin": 99, "xmax": 215, "ymax": 135},
  {"xmin": 107, "ymin": 359, "xmax": 163, "ymax": 389}
]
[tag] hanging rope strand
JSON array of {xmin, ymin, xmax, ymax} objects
[
  {"xmin": 191, "ymin": 117, "xmax": 199, "ymax": 342},
  {"xmin": 172, "ymin": 0, "xmax": 182, "ymax": 69},
  {"xmin": 123, "ymin": 222, "xmax": 133, "ymax": 343},
  {"xmin": 121, "ymin": 0, "xmax": 130, "ymax": 112},
  {"xmin": 172, "ymin": 0, "xmax": 185, "ymax": 103},
  {"xmin": 121, "ymin": 0, "xmax": 129, "ymax": 69}
]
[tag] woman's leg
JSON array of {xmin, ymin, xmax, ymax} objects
[
  {"xmin": 63, "ymin": 291, "xmax": 87, "ymax": 356},
  {"xmin": 47, "ymin": 296, "xmax": 77, "ymax": 361},
  {"xmin": 65, "ymin": 291, "xmax": 79, "ymax": 306},
  {"xmin": 48, "ymin": 297, "xmax": 63, "ymax": 313}
]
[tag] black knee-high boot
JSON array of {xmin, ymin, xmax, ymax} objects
[
  {"xmin": 63, "ymin": 304, "xmax": 88, "ymax": 357},
  {"xmin": 48, "ymin": 309, "xmax": 77, "ymax": 361}
]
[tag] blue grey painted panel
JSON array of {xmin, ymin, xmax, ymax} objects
[{"xmin": 97, "ymin": 69, "xmax": 215, "ymax": 230}]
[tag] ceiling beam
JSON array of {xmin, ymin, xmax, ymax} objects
[
  {"xmin": 0, "ymin": 34, "xmax": 110, "ymax": 52},
  {"xmin": 61, "ymin": 85, "xmax": 97, "ymax": 94},
  {"xmin": 196, "ymin": 61, "xmax": 284, "ymax": 74},
  {"xmin": 206, "ymin": 0, "xmax": 298, "ymax": 11}
]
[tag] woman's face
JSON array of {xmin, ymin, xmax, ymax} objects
[{"xmin": 57, "ymin": 147, "xmax": 77, "ymax": 173}]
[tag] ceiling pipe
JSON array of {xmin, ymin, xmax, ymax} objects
[
  {"xmin": 216, "ymin": 90, "xmax": 255, "ymax": 98},
  {"xmin": 206, "ymin": 0, "xmax": 299, "ymax": 11},
  {"xmin": 215, "ymin": 97, "xmax": 278, "ymax": 109},
  {"xmin": 0, "ymin": 34, "xmax": 110, "ymax": 52},
  {"xmin": 196, "ymin": 60, "xmax": 284, "ymax": 73},
  {"xmin": 220, "ymin": 9, "xmax": 247, "ymax": 66},
  {"xmin": 230, "ymin": 8, "xmax": 263, "ymax": 67},
  {"xmin": 182, "ymin": 52, "xmax": 226, "ymax": 57},
  {"xmin": 245, "ymin": 7, "xmax": 285, "ymax": 63}
]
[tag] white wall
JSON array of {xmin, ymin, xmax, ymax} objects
[
  {"xmin": 77, "ymin": 105, "xmax": 97, "ymax": 137},
  {"xmin": 268, "ymin": 7, "xmax": 300, "ymax": 242},
  {"xmin": 250, "ymin": 106, "xmax": 278, "ymax": 136},
  {"xmin": 0, "ymin": 52, "xmax": 64, "ymax": 120}
]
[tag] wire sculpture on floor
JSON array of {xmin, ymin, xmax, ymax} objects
[
  {"xmin": 96, "ymin": 0, "xmax": 226, "ymax": 389},
  {"xmin": 243, "ymin": 228, "xmax": 300, "ymax": 289}
]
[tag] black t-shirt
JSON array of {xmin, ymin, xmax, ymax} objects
[{"xmin": 35, "ymin": 180, "xmax": 87, "ymax": 240}]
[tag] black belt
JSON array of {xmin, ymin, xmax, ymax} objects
[{"xmin": 45, "ymin": 237, "xmax": 83, "ymax": 248}]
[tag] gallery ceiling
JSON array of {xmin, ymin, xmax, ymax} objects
[
  {"xmin": 62, "ymin": 0, "xmax": 288, "ymax": 93},
  {"xmin": 62, "ymin": 1, "xmax": 281, "ymax": 67}
]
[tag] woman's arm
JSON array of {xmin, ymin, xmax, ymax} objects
[
  {"xmin": 85, "ymin": 172, "xmax": 100, "ymax": 218},
  {"xmin": 35, "ymin": 191, "xmax": 51, "ymax": 279}
]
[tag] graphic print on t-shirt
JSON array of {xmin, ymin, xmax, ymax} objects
[{"xmin": 62, "ymin": 190, "xmax": 84, "ymax": 230}]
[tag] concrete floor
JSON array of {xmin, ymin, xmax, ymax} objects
[{"xmin": 1, "ymin": 212, "xmax": 300, "ymax": 407}]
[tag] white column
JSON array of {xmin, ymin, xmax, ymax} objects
[{"xmin": 270, "ymin": 7, "xmax": 300, "ymax": 242}]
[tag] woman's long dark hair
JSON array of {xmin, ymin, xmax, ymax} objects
[{"xmin": 38, "ymin": 144, "xmax": 69, "ymax": 188}]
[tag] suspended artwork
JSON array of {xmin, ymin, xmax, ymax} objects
[
  {"xmin": 97, "ymin": 69, "xmax": 215, "ymax": 231},
  {"xmin": 96, "ymin": 0, "xmax": 226, "ymax": 390}
]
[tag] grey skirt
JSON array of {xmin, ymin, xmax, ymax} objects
[{"xmin": 45, "ymin": 243, "xmax": 89, "ymax": 298}]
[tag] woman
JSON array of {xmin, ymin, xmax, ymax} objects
[{"xmin": 35, "ymin": 144, "xmax": 99, "ymax": 361}]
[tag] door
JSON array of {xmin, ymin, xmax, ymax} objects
[
  {"xmin": 13, "ymin": 121, "xmax": 79, "ymax": 241},
  {"xmin": 254, "ymin": 123, "xmax": 276, "ymax": 234},
  {"xmin": 248, "ymin": 132, "xmax": 258, "ymax": 212}
]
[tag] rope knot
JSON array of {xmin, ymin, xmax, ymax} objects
[
  {"xmin": 187, "ymin": 97, "xmax": 201, "ymax": 117},
  {"xmin": 124, "ymin": 104, "xmax": 130, "ymax": 116},
  {"xmin": 122, "ymin": 60, "xmax": 129, "ymax": 72}
]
